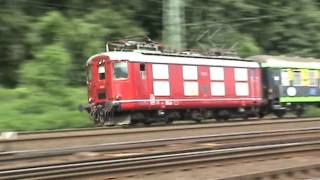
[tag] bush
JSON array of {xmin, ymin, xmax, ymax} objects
[
  {"xmin": 0, "ymin": 87, "xmax": 93, "ymax": 131},
  {"xmin": 20, "ymin": 44, "xmax": 71, "ymax": 88}
]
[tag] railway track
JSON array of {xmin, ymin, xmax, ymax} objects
[
  {"xmin": 0, "ymin": 126, "xmax": 319, "ymax": 162},
  {"xmin": 14, "ymin": 116, "xmax": 316, "ymax": 135},
  {"xmin": 0, "ymin": 126, "xmax": 320, "ymax": 179},
  {"xmin": 223, "ymin": 164, "xmax": 320, "ymax": 180},
  {"xmin": 0, "ymin": 139, "xmax": 319, "ymax": 179},
  {"xmin": 1, "ymin": 117, "xmax": 320, "ymax": 151}
]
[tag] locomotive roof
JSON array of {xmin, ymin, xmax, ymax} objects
[
  {"xmin": 250, "ymin": 55, "xmax": 320, "ymax": 69},
  {"xmin": 87, "ymin": 51, "xmax": 260, "ymax": 68}
]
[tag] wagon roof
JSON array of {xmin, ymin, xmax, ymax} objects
[
  {"xmin": 87, "ymin": 51, "xmax": 260, "ymax": 68},
  {"xmin": 250, "ymin": 55, "xmax": 320, "ymax": 69}
]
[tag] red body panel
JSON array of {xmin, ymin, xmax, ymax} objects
[
  {"xmin": 197, "ymin": 66, "xmax": 210, "ymax": 98},
  {"xmin": 87, "ymin": 56, "xmax": 111, "ymax": 104},
  {"xmin": 88, "ymin": 54, "xmax": 263, "ymax": 111}
]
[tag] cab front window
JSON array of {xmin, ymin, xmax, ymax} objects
[{"xmin": 113, "ymin": 62, "xmax": 128, "ymax": 79}]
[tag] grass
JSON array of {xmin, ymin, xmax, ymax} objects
[
  {"xmin": 0, "ymin": 86, "xmax": 94, "ymax": 132},
  {"xmin": 305, "ymin": 106, "xmax": 320, "ymax": 116}
]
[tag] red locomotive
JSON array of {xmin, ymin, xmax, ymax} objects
[{"xmin": 81, "ymin": 40, "xmax": 263, "ymax": 126}]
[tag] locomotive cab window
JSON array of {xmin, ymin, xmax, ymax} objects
[
  {"xmin": 113, "ymin": 61, "xmax": 128, "ymax": 79},
  {"xmin": 98, "ymin": 62, "xmax": 105, "ymax": 80}
]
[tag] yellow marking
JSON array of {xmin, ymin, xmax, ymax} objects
[
  {"xmin": 287, "ymin": 69, "xmax": 293, "ymax": 81},
  {"xmin": 302, "ymin": 69, "xmax": 309, "ymax": 86}
]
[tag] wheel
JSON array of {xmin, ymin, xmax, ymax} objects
[
  {"xmin": 165, "ymin": 118, "xmax": 173, "ymax": 125},
  {"xmin": 143, "ymin": 120, "xmax": 151, "ymax": 126},
  {"xmin": 242, "ymin": 115, "xmax": 249, "ymax": 120},
  {"xmin": 274, "ymin": 110, "xmax": 286, "ymax": 118},
  {"xmin": 130, "ymin": 119, "xmax": 139, "ymax": 126},
  {"xmin": 190, "ymin": 110, "xmax": 203, "ymax": 123},
  {"xmin": 258, "ymin": 113, "xmax": 265, "ymax": 119},
  {"xmin": 217, "ymin": 110, "xmax": 230, "ymax": 121},
  {"xmin": 223, "ymin": 116, "xmax": 230, "ymax": 121},
  {"xmin": 215, "ymin": 117, "xmax": 223, "ymax": 122}
]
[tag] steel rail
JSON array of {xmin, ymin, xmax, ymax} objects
[
  {"xmin": 2, "ymin": 117, "xmax": 320, "ymax": 143},
  {"xmin": 1, "ymin": 140, "xmax": 319, "ymax": 179},
  {"xmin": 17, "ymin": 117, "xmax": 320, "ymax": 134},
  {"xmin": 221, "ymin": 163, "xmax": 320, "ymax": 180},
  {"xmin": 1, "ymin": 126, "xmax": 320, "ymax": 163},
  {"xmin": 16, "ymin": 116, "xmax": 306, "ymax": 135}
]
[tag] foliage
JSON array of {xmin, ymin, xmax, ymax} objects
[
  {"xmin": 20, "ymin": 44, "xmax": 71, "ymax": 87},
  {"xmin": 305, "ymin": 106, "xmax": 320, "ymax": 117},
  {"xmin": 185, "ymin": 0, "xmax": 320, "ymax": 57},
  {"xmin": 65, "ymin": 9, "xmax": 145, "ymax": 85},
  {"xmin": 0, "ymin": 87, "xmax": 93, "ymax": 131},
  {"xmin": 2, "ymin": 0, "xmax": 320, "ymax": 87},
  {"xmin": 0, "ymin": 2, "xmax": 28, "ymax": 87}
]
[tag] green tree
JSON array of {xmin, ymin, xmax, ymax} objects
[
  {"xmin": 20, "ymin": 44, "xmax": 71, "ymax": 88},
  {"xmin": 64, "ymin": 9, "xmax": 145, "ymax": 85},
  {"xmin": 0, "ymin": 2, "xmax": 29, "ymax": 87},
  {"xmin": 27, "ymin": 11, "xmax": 67, "ymax": 51}
]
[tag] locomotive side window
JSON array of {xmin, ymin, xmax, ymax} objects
[
  {"xmin": 234, "ymin": 68, "xmax": 249, "ymax": 96},
  {"xmin": 153, "ymin": 81, "xmax": 170, "ymax": 96},
  {"xmin": 234, "ymin": 68, "xmax": 248, "ymax": 81},
  {"xmin": 210, "ymin": 67, "xmax": 225, "ymax": 96},
  {"xmin": 152, "ymin": 64, "xmax": 169, "ymax": 79},
  {"xmin": 235, "ymin": 82, "xmax": 249, "ymax": 96},
  {"xmin": 152, "ymin": 64, "xmax": 170, "ymax": 96},
  {"xmin": 184, "ymin": 81, "xmax": 199, "ymax": 96},
  {"xmin": 113, "ymin": 62, "xmax": 128, "ymax": 79},
  {"xmin": 98, "ymin": 62, "xmax": 105, "ymax": 80},
  {"xmin": 183, "ymin": 66, "xmax": 198, "ymax": 80},
  {"xmin": 210, "ymin": 67, "xmax": 224, "ymax": 81},
  {"xmin": 183, "ymin": 65, "xmax": 198, "ymax": 96}
]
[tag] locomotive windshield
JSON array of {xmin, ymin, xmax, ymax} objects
[{"xmin": 113, "ymin": 62, "xmax": 128, "ymax": 79}]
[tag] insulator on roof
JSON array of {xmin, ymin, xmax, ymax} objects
[{"xmin": 106, "ymin": 37, "xmax": 238, "ymax": 58}]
